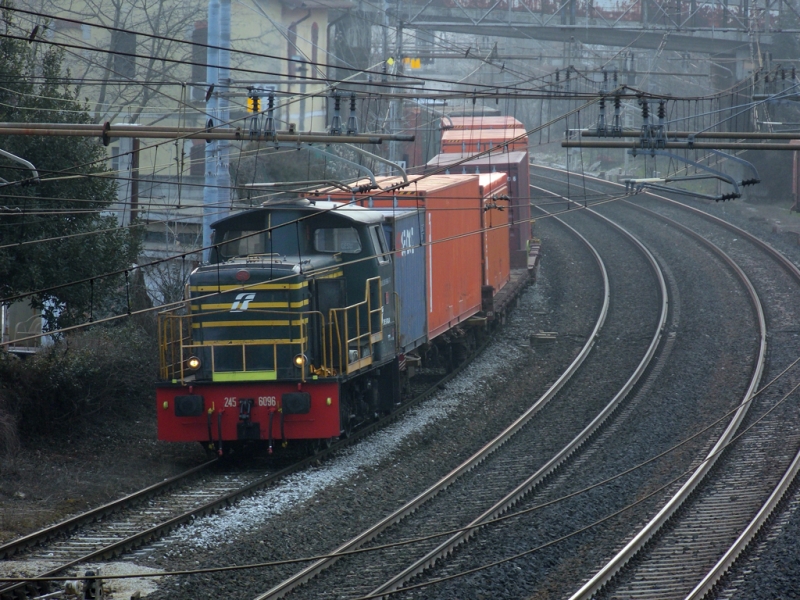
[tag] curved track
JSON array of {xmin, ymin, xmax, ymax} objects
[
  {"xmin": 0, "ymin": 326, "xmax": 513, "ymax": 600},
  {"xmin": 532, "ymin": 164, "xmax": 800, "ymax": 600},
  {"xmin": 251, "ymin": 190, "xmax": 668, "ymax": 599}
]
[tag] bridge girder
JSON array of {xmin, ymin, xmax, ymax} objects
[{"xmin": 396, "ymin": 19, "xmax": 767, "ymax": 54}]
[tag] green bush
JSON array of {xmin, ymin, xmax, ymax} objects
[{"xmin": 0, "ymin": 322, "xmax": 157, "ymax": 445}]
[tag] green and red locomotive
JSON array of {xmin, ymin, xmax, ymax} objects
[{"xmin": 156, "ymin": 121, "xmax": 536, "ymax": 454}]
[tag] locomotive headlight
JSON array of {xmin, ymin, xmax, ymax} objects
[
  {"xmin": 293, "ymin": 354, "xmax": 307, "ymax": 368},
  {"xmin": 186, "ymin": 356, "xmax": 201, "ymax": 371}
]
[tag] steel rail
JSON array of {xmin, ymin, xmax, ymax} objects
[
  {"xmin": 0, "ymin": 273, "xmax": 532, "ymax": 600},
  {"xmin": 564, "ymin": 201, "xmax": 767, "ymax": 600},
  {"xmin": 621, "ymin": 194, "xmax": 800, "ymax": 600},
  {"xmin": 253, "ymin": 215, "xmax": 612, "ymax": 600},
  {"xmin": 529, "ymin": 164, "xmax": 771, "ymax": 600},
  {"xmin": 0, "ymin": 459, "xmax": 217, "ymax": 560},
  {"xmin": 687, "ymin": 442, "xmax": 800, "ymax": 599},
  {"xmin": 365, "ymin": 191, "xmax": 669, "ymax": 598}
]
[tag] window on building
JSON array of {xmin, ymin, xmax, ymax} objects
[
  {"xmin": 111, "ymin": 30, "xmax": 136, "ymax": 79},
  {"xmin": 190, "ymin": 141, "xmax": 205, "ymax": 177},
  {"xmin": 311, "ymin": 23, "xmax": 319, "ymax": 77},
  {"xmin": 191, "ymin": 22, "xmax": 208, "ymax": 87}
]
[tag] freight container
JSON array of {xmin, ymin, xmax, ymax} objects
[
  {"xmin": 440, "ymin": 129, "xmax": 528, "ymax": 155},
  {"xmin": 315, "ymin": 174, "xmax": 484, "ymax": 340},
  {"xmin": 479, "ymin": 172, "xmax": 510, "ymax": 296},
  {"xmin": 445, "ymin": 116, "xmax": 525, "ymax": 131},
  {"xmin": 377, "ymin": 208, "xmax": 427, "ymax": 353},
  {"xmin": 426, "ymin": 151, "xmax": 532, "ymax": 268}
]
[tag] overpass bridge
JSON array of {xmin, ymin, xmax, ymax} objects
[{"xmin": 372, "ymin": 0, "xmax": 786, "ymax": 77}]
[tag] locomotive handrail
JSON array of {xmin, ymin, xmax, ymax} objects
[
  {"xmin": 158, "ymin": 308, "xmax": 328, "ymax": 383},
  {"xmin": 329, "ymin": 277, "xmax": 382, "ymax": 375}
]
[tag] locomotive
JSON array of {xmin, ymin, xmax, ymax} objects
[{"xmin": 156, "ymin": 119, "xmax": 536, "ymax": 454}]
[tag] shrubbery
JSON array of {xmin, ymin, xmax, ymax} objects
[{"xmin": 0, "ymin": 322, "xmax": 157, "ymax": 450}]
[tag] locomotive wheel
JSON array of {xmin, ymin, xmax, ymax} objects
[
  {"xmin": 307, "ymin": 437, "xmax": 333, "ymax": 456},
  {"xmin": 339, "ymin": 396, "xmax": 354, "ymax": 438}
]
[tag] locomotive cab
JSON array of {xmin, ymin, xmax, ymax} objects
[{"xmin": 156, "ymin": 199, "xmax": 398, "ymax": 450}]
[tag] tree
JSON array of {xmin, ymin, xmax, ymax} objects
[
  {"xmin": 0, "ymin": 3, "xmax": 141, "ymax": 331},
  {"xmin": 18, "ymin": 0, "xmax": 206, "ymax": 125}
]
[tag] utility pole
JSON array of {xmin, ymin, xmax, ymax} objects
[
  {"xmin": 203, "ymin": 0, "xmax": 232, "ymax": 262},
  {"xmin": 389, "ymin": 8, "xmax": 404, "ymax": 170}
]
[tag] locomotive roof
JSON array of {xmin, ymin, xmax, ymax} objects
[
  {"xmin": 309, "ymin": 173, "xmax": 480, "ymax": 197},
  {"xmin": 213, "ymin": 199, "xmax": 384, "ymax": 228}
]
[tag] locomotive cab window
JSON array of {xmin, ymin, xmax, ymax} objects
[
  {"xmin": 219, "ymin": 230, "xmax": 265, "ymax": 259},
  {"xmin": 370, "ymin": 225, "xmax": 390, "ymax": 264},
  {"xmin": 314, "ymin": 227, "xmax": 362, "ymax": 254}
]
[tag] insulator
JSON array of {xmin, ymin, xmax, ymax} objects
[
  {"xmin": 642, "ymin": 102, "xmax": 649, "ymax": 119},
  {"xmin": 658, "ymin": 101, "xmax": 666, "ymax": 119},
  {"xmin": 615, "ymin": 95, "xmax": 621, "ymax": 109}
]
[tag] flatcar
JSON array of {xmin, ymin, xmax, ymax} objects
[{"xmin": 156, "ymin": 173, "xmax": 532, "ymax": 454}]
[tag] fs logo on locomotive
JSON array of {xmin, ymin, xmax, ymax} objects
[{"xmin": 230, "ymin": 292, "xmax": 256, "ymax": 312}]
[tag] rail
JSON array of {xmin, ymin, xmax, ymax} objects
[
  {"xmin": 366, "ymin": 198, "xmax": 669, "ymax": 598},
  {"xmin": 253, "ymin": 204, "xmax": 613, "ymax": 600},
  {"xmin": 527, "ymin": 164, "xmax": 771, "ymax": 600}
]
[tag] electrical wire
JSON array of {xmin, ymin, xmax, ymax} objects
[{"xmin": 3, "ymin": 351, "xmax": 799, "ymax": 591}]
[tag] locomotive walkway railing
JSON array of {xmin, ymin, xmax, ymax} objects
[
  {"xmin": 157, "ymin": 309, "xmax": 326, "ymax": 383},
  {"xmin": 329, "ymin": 277, "xmax": 383, "ymax": 375}
]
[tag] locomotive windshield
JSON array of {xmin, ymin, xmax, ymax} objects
[
  {"xmin": 218, "ymin": 230, "xmax": 265, "ymax": 259},
  {"xmin": 313, "ymin": 227, "xmax": 362, "ymax": 254}
]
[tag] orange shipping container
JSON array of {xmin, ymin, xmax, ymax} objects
[
  {"xmin": 479, "ymin": 173, "xmax": 510, "ymax": 295},
  {"xmin": 318, "ymin": 174, "xmax": 484, "ymax": 340},
  {"xmin": 446, "ymin": 116, "xmax": 525, "ymax": 131},
  {"xmin": 440, "ymin": 128, "xmax": 528, "ymax": 155}
]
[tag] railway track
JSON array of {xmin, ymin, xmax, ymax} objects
[
  {"xmin": 8, "ymin": 167, "xmax": 787, "ymax": 600},
  {"xmin": 532, "ymin": 165, "xmax": 800, "ymax": 599},
  {"xmin": 379, "ymin": 176, "xmax": 758, "ymax": 599},
  {"xmin": 246, "ymin": 192, "xmax": 668, "ymax": 599},
  {"xmin": 0, "ymin": 294, "xmax": 533, "ymax": 600}
]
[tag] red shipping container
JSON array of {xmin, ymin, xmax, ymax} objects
[
  {"xmin": 318, "ymin": 174, "xmax": 484, "ymax": 340},
  {"xmin": 441, "ymin": 128, "xmax": 528, "ymax": 155},
  {"xmin": 479, "ymin": 173, "xmax": 510, "ymax": 295},
  {"xmin": 446, "ymin": 116, "xmax": 525, "ymax": 131},
  {"xmin": 425, "ymin": 151, "xmax": 532, "ymax": 268}
]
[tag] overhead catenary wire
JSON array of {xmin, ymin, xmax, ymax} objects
[{"xmin": 3, "ymin": 352, "xmax": 798, "ymax": 593}]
